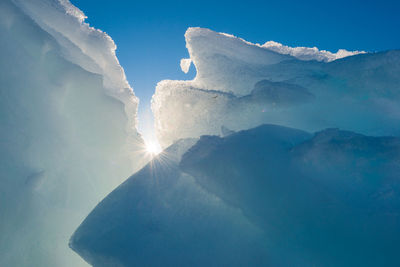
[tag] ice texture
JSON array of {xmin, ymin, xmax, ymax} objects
[
  {"xmin": 152, "ymin": 27, "xmax": 400, "ymax": 147},
  {"xmin": 70, "ymin": 138, "xmax": 270, "ymax": 266},
  {"xmin": 0, "ymin": 0, "xmax": 145, "ymax": 266},
  {"xmin": 262, "ymin": 40, "xmax": 365, "ymax": 62},
  {"xmin": 180, "ymin": 58, "xmax": 192, "ymax": 73},
  {"xmin": 71, "ymin": 124, "xmax": 400, "ymax": 266}
]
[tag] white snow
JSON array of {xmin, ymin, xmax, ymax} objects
[
  {"xmin": 180, "ymin": 58, "xmax": 192, "ymax": 73},
  {"xmin": 262, "ymin": 40, "xmax": 365, "ymax": 62}
]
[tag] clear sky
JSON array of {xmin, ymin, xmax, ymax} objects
[{"xmin": 71, "ymin": 0, "xmax": 400, "ymax": 141}]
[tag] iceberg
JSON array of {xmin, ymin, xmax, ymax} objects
[
  {"xmin": 153, "ymin": 27, "xmax": 400, "ymax": 147},
  {"xmin": 0, "ymin": 0, "xmax": 146, "ymax": 266},
  {"xmin": 70, "ymin": 138, "xmax": 270, "ymax": 266},
  {"xmin": 2, "ymin": 0, "xmax": 399, "ymax": 264},
  {"xmin": 71, "ymin": 27, "xmax": 400, "ymax": 267},
  {"xmin": 71, "ymin": 125, "xmax": 400, "ymax": 266}
]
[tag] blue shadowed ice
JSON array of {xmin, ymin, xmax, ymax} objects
[
  {"xmin": 0, "ymin": 0, "xmax": 146, "ymax": 266},
  {"xmin": 1, "ymin": 1, "xmax": 400, "ymax": 266},
  {"xmin": 71, "ymin": 125, "xmax": 400, "ymax": 266}
]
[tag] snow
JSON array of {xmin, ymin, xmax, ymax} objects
[
  {"xmin": 180, "ymin": 58, "xmax": 192, "ymax": 73},
  {"xmin": 0, "ymin": 0, "xmax": 147, "ymax": 266},
  {"xmin": 262, "ymin": 40, "xmax": 365, "ymax": 62},
  {"xmin": 71, "ymin": 124, "xmax": 400, "ymax": 266},
  {"xmin": 153, "ymin": 27, "xmax": 400, "ymax": 147}
]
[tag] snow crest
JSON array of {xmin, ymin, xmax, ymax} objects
[
  {"xmin": 12, "ymin": 0, "xmax": 139, "ymax": 132},
  {"xmin": 153, "ymin": 27, "xmax": 400, "ymax": 147},
  {"xmin": 262, "ymin": 40, "xmax": 366, "ymax": 62}
]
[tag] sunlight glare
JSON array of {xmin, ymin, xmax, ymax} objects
[{"xmin": 145, "ymin": 139, "xmax": 162, "ymax": 155}]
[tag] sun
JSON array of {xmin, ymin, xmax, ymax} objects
[{"xmin": 145, "ymin": 140, "xmax": 162, "ymax": 155}]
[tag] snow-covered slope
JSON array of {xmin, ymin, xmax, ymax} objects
[
  {"xmin": 0, "ymin": 1, "xmax": 145, "ymax": 266},
  {"xmin": 153, "ymin": 28, "xmax": 400, "ymax": 147},
  {"xmin": 71, "ymin": 124, "xmax": 400, "ymax": 266}
]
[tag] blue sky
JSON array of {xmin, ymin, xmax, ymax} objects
[{"xmin": 72, "ymin": 0, "xmax": 400, "ymax": 140}]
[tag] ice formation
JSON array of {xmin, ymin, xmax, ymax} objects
[
  {"xmin": 70, "ymin": 27, "xmax": 400, "ymax": 267},
  {"xmin": 0, "ymin": 0, "xmax": 146, "ymax": 266},
  {"xmin": 71, "ymin": 125, "xmax": 400, "ymax": 266},
  {"xmin": 262, "ymin": 40, "xmax": 366, "ymax": 62},
  {"xmin": 71, "ymin": 138, "xmax": 269, "ymax": 266},
  {"xmin": 153, "ymin": 27, "xmax": 400, "ymax": 147},
  {"xmin": 2, "ymin": 0, "xmax": 400, "ymax": 264},
  {"xmin": 180, "ymin": 58, "xmax": 192, "ymax": 73}
]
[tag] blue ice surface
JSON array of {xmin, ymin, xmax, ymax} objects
[{"xmin": 71, "ymin": 124, "xmax": 400, "ymax": 267}]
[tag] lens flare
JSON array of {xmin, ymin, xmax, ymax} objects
[{"xmin": 145, "ymin": 139, "xmax": 162, "ymax": 155}]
